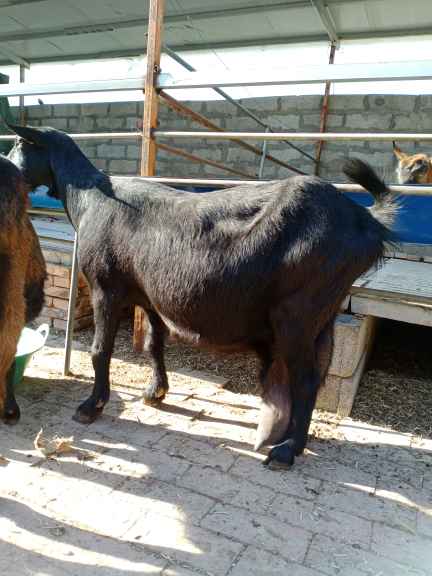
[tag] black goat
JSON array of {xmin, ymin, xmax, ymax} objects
[
  {"xmin": 0, "ymin": 154, "xmax": 45, "ymax": 423},
  {"xmin": 8, "ymin": 125, "xmax": 397, "ymax": 467}
]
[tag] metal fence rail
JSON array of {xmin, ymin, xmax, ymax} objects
[
  {"xmin": 4, "ymin": 131, "xmax": 432, "ymax": 143},
  {"xmin": 2, "ymin": 59, "xmax": 432, "ymax": 97},
  {"xmin": 154, "ymin": 131, "xmax": 432, "ymax": 142},
  {"xmin": 26, "ymin": 177, "xmax": 432, "ymax": 198}
]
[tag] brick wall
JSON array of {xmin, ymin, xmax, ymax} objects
[
  {"xmin": 40, "ymin": 263, "xmax": 93, "ymax": 331},
  {"xmin": 4, "ymin": 94, "xmax": 431, "ymax": 183}
]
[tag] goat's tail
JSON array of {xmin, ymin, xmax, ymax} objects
[{"xmin": 343, "ymin": 158, "xmax": 399, "ymax": 231}]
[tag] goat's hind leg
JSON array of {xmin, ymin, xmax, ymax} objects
[
  {"xmin": 74, "ymin": 287, "xmax": 121, "ymax": 424},
  {"xmin": 264, "ymin": 320, "xmax": 334, "ymax": 468},
  {"xmin": 0, "ymin": 250, "xmax": 25, "ymax": 424},
  {"xmin": 264, "ymin": 350, "xmax": 320, "ymax": 468},
  {"xmin": 142, "ymin": 310, "xmax": 169, "ymax": 406}
]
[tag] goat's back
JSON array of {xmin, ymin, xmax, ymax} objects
[{"xmin": 77, "ymin": 174, "xmax": 390, "ymax": 346}]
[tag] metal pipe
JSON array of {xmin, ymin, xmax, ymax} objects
[
  {"xmin": 6, "ymin": 55, "xmax": 416, "ymax": 98},
  {"xmin": 135, "ymin": 176, "xmax": 432, "ymax": 196},
  {"xmin": 258, "ymin": 127, "xmax": 270, "ymax": 179},
  {"xmin": 0, "ymin": 77, "xmax": 145, "ymax": 98},
  {"xmin": 26, "ymin": 176, "xmax": 432, "ymax": 196},
  {"xmin": 154, "ymin": 130, "xmax": 432, "ymax": 142},
  {"xmin": 315, "ymin": 42, "xmax": 337, "ymax": 175},
  {"xmin": 28, "ymin": 208, "xmax": 65, "ymax": 217},
  {"xmin": 164, "ymin": 45, "xmax": 316, "ymax": 165},
  {"xmin": 4, "ymin": 128, "xmax": 432, "ymax": 143},
  {"xmin": 0, "ymin": 132, "xmax": 142, "ymax": 141},
  {"xmin": 63, "ymin": 232, "xmax": 79, "ymax": 376},
  {"xmin": 19, "ymin": 65, "xmax": 26, "ymax": 125},
  {"xmin": 158, "ymin": 59, "xmax": 432, "ymax": 90}
]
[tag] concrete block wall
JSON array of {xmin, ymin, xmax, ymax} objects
[{"xmin": 3, "ymin": 94, "xmax": 431, "ymax": 183}]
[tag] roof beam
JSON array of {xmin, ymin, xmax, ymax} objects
[
  {"xmin": 0, "ymin": 44, "xmax": 29, "ymax": 67},
  {"xmin": 0, "ymin": 0, "xmax": 365, "ymax": 44},
  {"xmin": 167, "ymin": 25, "xmax": 432, "ymax": 51},
  {"xmin": 310, "ymin": 0, "xmax": 340, "ymax": 47},
  {"xmin": 2, "ymin": 22, "xmax": 432, "ymax": 68},
  {"xmin": 0, "ymin": 18, "xmax": 147, "ymax": 43},
  {"xmin": 0, "ymin": 0, "xmax": 45, "ymax": 6}
]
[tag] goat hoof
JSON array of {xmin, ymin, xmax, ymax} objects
[
  {"xmin": 263, "ymin": 439, "xmax": 295, "ymax": 469},
  {"xmin": 3, "ymin": 405, "xmax": 20, "ymax": 425},
  {"xmin": 73, "ymin": 402, "xmax": 104, "ymax": 424},
  {"xmin": 143, "ymin": 394, "xmax": 166, "ymax": 407},
  {"xmin": 143, "ymin": 387, "xmax": 167, "ymax": 407}
]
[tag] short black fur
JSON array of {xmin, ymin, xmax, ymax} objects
[{"xmin": 8, "ymin": 124, "xmax": 398, "ymax": 466}]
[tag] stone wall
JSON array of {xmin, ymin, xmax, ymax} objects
[{"xmin": 5, "ymin": 94, "xmax": 432, "ymax": 182}]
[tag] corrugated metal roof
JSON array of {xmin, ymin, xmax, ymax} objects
[{"xmin": 0, "ymin": 0, "xmax": 431, "ymax": 66}]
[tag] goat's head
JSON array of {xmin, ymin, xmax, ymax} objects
[
  {"xmin": 7, "ymin": 124, "xmax": 64, "ymax": 198},
  {"xmin": 393, "ymin": 141, "xmax": 432, "ymax": 185}
]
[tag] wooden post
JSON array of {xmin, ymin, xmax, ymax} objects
[
  {"xmin": 315, "ymin": 42, "xmax": 336, "ymax": 176},
  {"xmin": 133, "ymin": 0, "xmax": 165, "ymax": 352}
]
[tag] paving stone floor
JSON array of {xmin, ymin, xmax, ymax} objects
[{"xmin": 1, "ymin": 336, "xmax": 431, "ymax": 576}]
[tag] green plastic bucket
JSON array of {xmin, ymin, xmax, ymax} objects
[{"xmin": 11, "ymin": 324, "xmax": 50, "ymax": 386}]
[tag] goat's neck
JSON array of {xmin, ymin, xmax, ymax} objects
[{"xmin": 51, "ymin": 152, "xmax": 104, "ymax": 229}]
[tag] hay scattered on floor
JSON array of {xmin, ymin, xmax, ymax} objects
[
  {"xmin": 34, "ymin": 429, "xmax": 95, "ymax": 460},
  {"xmin": 72, "ymin": 317, "xmax": 431, "ymax": 438},
  {"xmin": 34, "ymin": 429, "xmax": 75, "ymax": 457},
  {"xmin": 352, "ymin": 370, "xmax": 432, "ymax": 437},
  {"xmin": 352, "ymin": 320, "xmax": 432, "ymax": 437}
]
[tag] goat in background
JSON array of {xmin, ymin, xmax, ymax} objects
[{"xmin": 393, "ymin": 141, "xmax": 432, "ymax": 184}]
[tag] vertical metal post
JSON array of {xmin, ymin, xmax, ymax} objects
[
  {"xmin": 19, "ymin": 65, "xmax": 25, "ymax": 125},
  {"xmin": 258, "ymin": 127, "xmax": 270, "ymax": 179},
  {"xmin": 63, "ymin": 232, "xmax": 79, "ymax": 376},
  {"xmin": 133, "ymin": 0, "xmax": 165, "ymax": 352},
  {"xmin": 315, "ymin": 42, "xmax": 337, "ymax": 176}
]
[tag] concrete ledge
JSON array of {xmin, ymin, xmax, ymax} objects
[
  {"xmin": 328, "ymin": 313, "xmax": 375, "ymax": 379},
  {"xmin": 316, "ymin": 313, "xmax": 377, "ymax": 416}
]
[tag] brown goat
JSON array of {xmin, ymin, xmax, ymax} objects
[
  {"xmin": 393, "ymin": 142, "xmax": 432, "ymax": 184},
  {"xmin": 0, "ymin": 154, "xmax": 45, "ymax": 423}
]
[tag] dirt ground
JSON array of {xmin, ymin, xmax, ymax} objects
[{"xmin": 1, "ymin": 318, "xmax": 431, "ymax": 575}]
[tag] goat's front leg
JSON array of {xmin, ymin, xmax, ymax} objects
[
  {"xmin": 142, "ymin": 310, "xmax": 169, "ymax": 406},
  {"xmin": 74, "ymin": 288, "xmax": 121, "ymax": 424},
  {"xmin": 2, "ymin": 362, "xmax": 20, "ymax": 424}
]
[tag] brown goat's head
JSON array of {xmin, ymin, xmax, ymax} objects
[{"xmin": 393, "ymin": 142, "xmax": 432, "ymax": 185}]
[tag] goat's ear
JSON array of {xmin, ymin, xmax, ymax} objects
[
  {"xmin": 6, "ymin": 124, "xmax": 48, "ymax": 147},
  {"xmin": 392, "ymin": 141, "xmax": 406, "ymax": 161}
]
